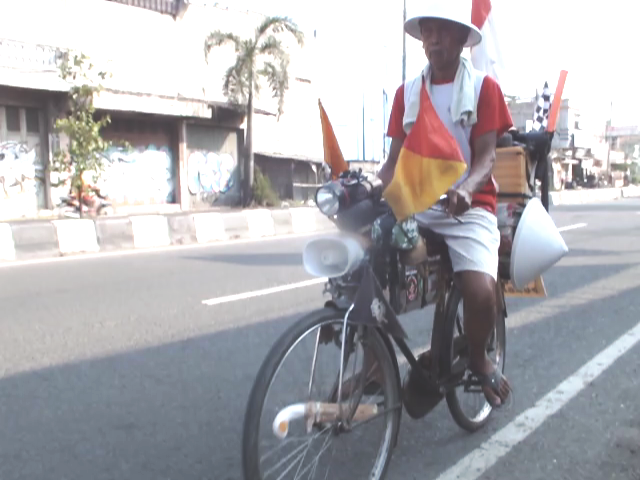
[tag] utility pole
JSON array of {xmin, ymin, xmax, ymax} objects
[
  {"xmin": 402, "ymin": 0, "xmax": 407, "ymax": 82},
  {"xmin": 382, "ymin": 89, "xmax": 387, "ymax": 162},
  {"xmin": 606, "ymin": 101, "xmax": 613, "ymax": 182},
  {"xmin": 362, "ymin": 94, "xmax": 366, "ymax": 161}
]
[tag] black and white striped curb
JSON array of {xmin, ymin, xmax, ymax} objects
[
  {"xmin": 1, "ymin": 187, "xmax": 639, "ymax": 262},
  {"xmin": 0, "ymin": 208, "xmax": 335, "ymax": 262}
]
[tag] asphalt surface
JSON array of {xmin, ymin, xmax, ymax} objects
[{"xmin": 1, "ymin": 199, "xmax": 640, "ymax": 480}]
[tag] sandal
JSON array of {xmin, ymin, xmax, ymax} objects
[{"xmin": 468, "ymin": 368, "xmax": 513, "ymax": 409}]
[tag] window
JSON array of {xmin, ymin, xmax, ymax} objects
[
  {"xmin": 26, "ymin": 108, "xmax": 40, "ymax": 134},
  {"xmin": 5, "ymin": 106, "xmax": 20, "ymax": 132}
]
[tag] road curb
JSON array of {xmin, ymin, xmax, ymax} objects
[
  {"xmin": 0, "ymin": 207, "xmax": 335, "ymax": 263},
  {"xmin": 1, "ymin": 188, "xmax": 637, "ymax": 263},
  {"xmin": 550, "ymin": 187, "xmax": 640, "ymax": 206}
]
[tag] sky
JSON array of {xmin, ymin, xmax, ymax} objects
[{"xmin": 219, "ymin": 0, "xmax": 639, "ymax": 160}]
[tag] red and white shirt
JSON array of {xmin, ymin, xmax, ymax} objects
[{"xmin": 387, "ymin": 74, "xmax": 513, "ymax": 215}]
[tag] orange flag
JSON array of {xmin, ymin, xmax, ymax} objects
[
  {"xmin": 318, "ymin": 100, "xmax": 349, "ymax": 179},
  {"xmin": 383, "ymin": 82, "xmax": 468, "ymax": 221}
]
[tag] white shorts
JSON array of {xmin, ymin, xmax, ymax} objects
[{"xmin": 415, "ymin": 207, "xmax": 500, "ymax": 281}]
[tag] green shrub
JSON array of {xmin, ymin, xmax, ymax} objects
[{"xmin": 252, "ymin": 166, "xmax": 279, "ymax": 207}]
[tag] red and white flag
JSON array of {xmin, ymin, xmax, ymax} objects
[{"xmin": 470, "ymin": 0, "xmax": 505, "ymax": 86}]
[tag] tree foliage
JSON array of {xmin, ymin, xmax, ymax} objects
[
  {"xmin": 51, "ymin": 52, "xmax": 118, "ymax": 216},
  {"xmin": 205, "ymin": 17, "xmax": 304, "ymax": 119},
  {"xmin": 204, "ymin": 16, "xmax": 304, "ymax": 206}
]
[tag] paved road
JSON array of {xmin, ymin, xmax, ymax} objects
[{"xmin": 1, "ymin": 200, "xmax": 640, "ymax": 480}]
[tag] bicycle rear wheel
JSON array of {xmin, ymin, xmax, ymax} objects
[
  {"xmin": 441, "ymin": 283, "xmax": 507, "ymax": 433},
  {"xmin": 241, "ymin": 307, "xmax": 402, "ymax": 480}
]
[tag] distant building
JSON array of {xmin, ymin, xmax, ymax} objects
[{"xmin": 506, "ymin": 96, "xmax": 619, "ymax": 189}]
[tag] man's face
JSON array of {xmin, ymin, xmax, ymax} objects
[{"xmin": 419, "ymin": 18, "xmax": 468, "ymax": 70}]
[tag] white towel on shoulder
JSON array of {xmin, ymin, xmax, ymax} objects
[{"xmin": 403, "ymin": 57, "xmax": 479, "ymax": 133}]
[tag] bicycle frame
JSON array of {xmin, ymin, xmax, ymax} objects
[{"xmin": 326, "ymin": 234, "xmax": 509, "ymax": 408}]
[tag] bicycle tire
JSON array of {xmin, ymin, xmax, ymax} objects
[
  {"xmin": 440, "ymin": 283, "xmax": 507, "ymax": 433},
  {"xmin": 241, "ymin": 307, "xmax": 402, "ymax": 480}
]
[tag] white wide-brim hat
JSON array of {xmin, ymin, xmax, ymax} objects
[{"xmin": 404, "ymin": 0, "xmax": 482, "ymax": 48}]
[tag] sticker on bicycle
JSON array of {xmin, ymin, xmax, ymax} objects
[{"xmin": 406, "ymin": 274, "xmax": 419, "ymax": 302}]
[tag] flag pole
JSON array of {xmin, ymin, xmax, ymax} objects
[{"xmin": 546, "ymin": 70, "xmax": 568, "ymax": 133}]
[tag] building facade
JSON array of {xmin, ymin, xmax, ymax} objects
[
  {"xmin": 507, "ymin": 96, "xmax": 615, "ymax": 189},
  {"xmin": 0, "ymin": 0, "xmax": 323, "ymax": 220}
]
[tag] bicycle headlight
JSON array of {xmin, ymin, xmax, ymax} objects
[{"xmin": 315, "ymin": 184, "xmax": 340, "ymax": 216}]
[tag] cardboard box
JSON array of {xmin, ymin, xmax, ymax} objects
[
  {"xmin": 494, "ymin": 146, "xmax": 531, "ymax": 201},
  {"xmin": 503, "ymin": 275, "xmax": 547, "ymax": 298}
]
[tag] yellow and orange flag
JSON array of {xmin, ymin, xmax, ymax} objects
[
  {"xmin": 318, "ymin": 100, "xmax": 349, "ymax": 180},
  {"xmin": 383, "ymin": 83, "xmax": 467, "ymax": 221}
]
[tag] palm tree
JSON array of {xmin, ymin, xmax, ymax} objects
[{"xmin": 204, "ymin": 16, "xmax": 304, "ymax": 206}]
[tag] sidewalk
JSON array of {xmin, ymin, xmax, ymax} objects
[{"xmin": 550, "ymin": 185, "xmax": 640, "ymax": 206}]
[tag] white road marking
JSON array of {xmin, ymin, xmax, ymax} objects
[
  {"xmin": 557, "ymin": 223, "xmax": 587, "ymax": 232},
  {"xmin": 0, "ymin": 230, "xmax": 327, "ymax": 270},
  {"xmin": 435, "ymin": 319, "xmax": 640, "ymax": 480},
  {"xmin": 202, "ymin": 278, "xmax": 327, "ymax": 306}
]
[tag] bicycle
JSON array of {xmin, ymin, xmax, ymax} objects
[{"xmin": 242, "ymin": 131, "xmax": 559, "ymax": 480}]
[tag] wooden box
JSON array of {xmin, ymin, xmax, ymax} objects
[{"xmin": 493, "ymin": 146, "xmax": 531, "ymax": 202}]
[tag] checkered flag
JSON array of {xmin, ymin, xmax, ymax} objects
[{"xmin": 532, "ymin": 81, "xmax": 551, "ymax": 132}]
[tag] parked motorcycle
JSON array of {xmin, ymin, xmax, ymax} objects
[{"xmin": 58, "ymin": 191, "xmax": 114, "ymax": 218}]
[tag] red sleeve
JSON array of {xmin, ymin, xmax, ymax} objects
[
  {"xmin": 471, "ymin": 76, "xmax": 513, "ymax": 142},
  {"xmin": 386, "ymin": 84, "xmax": 407, "ymax": 139}
]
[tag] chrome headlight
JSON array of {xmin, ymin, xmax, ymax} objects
[{"xmin": 315, "ymin": 183, "xmax": 341, "ymax": 216}]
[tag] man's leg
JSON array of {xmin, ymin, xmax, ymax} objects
[
  {"xmin": 442, "ymin": 208, "xmax": 511, "ymax": 406},
  {"xmin": 455, "ymin": 270, "xmax": 511, "ymax": 406}
]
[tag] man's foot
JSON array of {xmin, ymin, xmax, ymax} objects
[{"xmin": 469, "ymin": 357, "xmax": 512, "ymax": 408}]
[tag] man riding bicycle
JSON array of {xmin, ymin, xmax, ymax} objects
[{"xmin": 377, "ymin": 0, "xmax": 514, "ymax": 409}]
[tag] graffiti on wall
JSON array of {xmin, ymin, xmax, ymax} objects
[
  {"xmin": 0, "ymin": 141, "xmax": 43, "ymax": 219},
  {"xmin": 0, "ymin": 142, "xmax": 39, "ymax": 197},
  {"xmin": 187, "ymin": 151, "xmax": 236, "ymax": 199},
  {"xmin": 97, "ymin": 145, "xmax": 175, "ymax": 205}
]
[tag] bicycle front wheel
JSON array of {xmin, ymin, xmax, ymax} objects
[{"xmin": 242, "ymin": 307, "xmax": 401, "ymax": 480}]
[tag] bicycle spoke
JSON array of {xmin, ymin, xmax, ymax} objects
[
  {"xmin": 307, "ymin": 329, "xmax": 322, "ymax": 399},
  {"xmin": 294, "ymin": 432, "xmax": 334, "ymax": 480},
  {"xmin": 247, "ymin": 315, "xmax": 399, "ymax": 480},
  {"xmin": 261, "ymin": 436, "xmax": 309, "ymax": 462},
  {"xmin": 262, "ymin": 424, "xmax": 332, "ymax": 479}
]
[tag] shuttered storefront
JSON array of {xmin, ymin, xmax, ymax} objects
[
  {"xmin": 185, "ymin": 123, "xmax": 240, "ymax": 208},
  {"xmin": 100, "ymin": 116, "xmax": 177, "ymax": 206},
  {"xmin": 0, "ymin": 104, "xmax": 47, "ymax": 219}
]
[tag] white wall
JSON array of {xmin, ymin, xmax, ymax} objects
[{"xmin": 0, "ymin": 0, "xmax": 322, "ymax": 160}]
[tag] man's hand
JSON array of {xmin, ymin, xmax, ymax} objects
[
  {"xmin": 446, "ymin": 188, "xmax": 472, "ymax": 216},
  {"xmin": 378, "ymin": 137, "xmax": 404, "ymax": 188}
]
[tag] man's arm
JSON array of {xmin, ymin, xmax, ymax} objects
[
  {"xmin": 378, "ymin": 84, "xmax": 406, "ymax": 188},
  {"xmin": 377, "ymin": 137, "xmax": 403, "ymax": 188},
  {"xmin": 459, "ymin": 130, "xmax": 497, "ymax": 195},
  {"xmin": 461, "ymin": 75, "xmax": 513, "ymax": 196}
]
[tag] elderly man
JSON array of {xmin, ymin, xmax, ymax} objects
[{"xmin": 377, "ymin": 1, "xmax": 513, "ymax": 409}]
